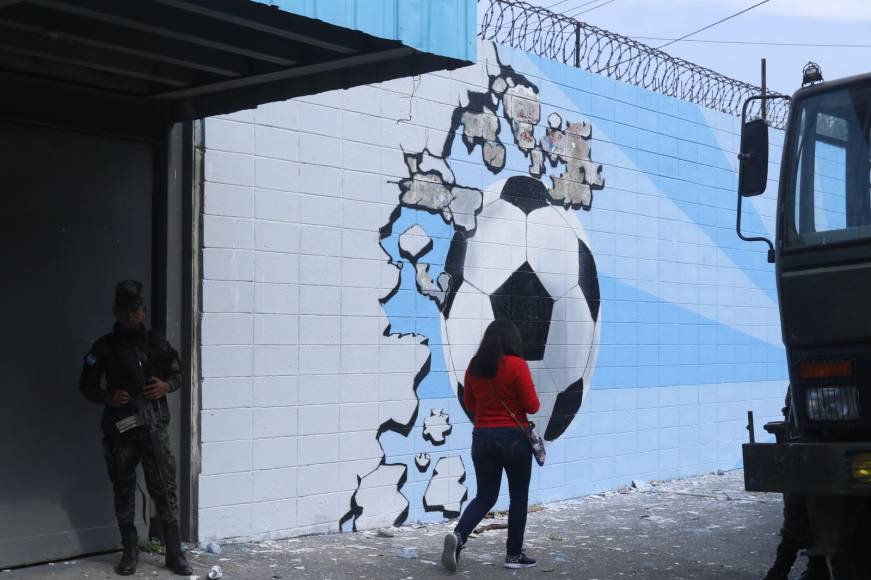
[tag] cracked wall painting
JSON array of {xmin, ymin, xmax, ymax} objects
[{"xmin": 339, "ymin": 42, "xmax": 605, "ymax": 531}]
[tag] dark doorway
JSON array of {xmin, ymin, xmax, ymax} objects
[{"xmin": 0, "ymin": 123, "xmax": 157, "ymax": 567}]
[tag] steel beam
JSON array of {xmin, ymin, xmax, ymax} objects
[
  {"xmin": 158, "ymin": 46, "xmax": 414, "ymax": 100},
  {"xmin": 153, "ymin": 0, "xmax": 361, "ymax": 55},
  {"xmin": 32, "ymin": 0, "xmax": 299, "ymax": 66},
  {"xmin": 0, "ymin": 24, "xmax": 197, "ymax": 87},
  {"xmin": 0, "ymin": 8, "xmax": 246, "ymax": 77},
  {"xmin": 0, "ymin": 50, "xmax": 154, "ymax": 94}
]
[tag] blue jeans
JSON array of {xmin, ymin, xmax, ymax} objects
[{"xmin": 454, "ymin": 427, "xmax": 533, "ymax": 556}]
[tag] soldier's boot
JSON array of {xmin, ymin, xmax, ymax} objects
[
  {"xmin": 763, "ymin": 542, "xmax": 799, "ymax": 580},
  {"xmin": 163, "ymin": 524, "xmax": 193, "ymax": 575},
  {"xmin": 797, "ymin": 555, "xmax": 830, "ymax": 580},
  {"xmin": 114, "ymin": 525, "xmax": 139, "ymax": 576}
]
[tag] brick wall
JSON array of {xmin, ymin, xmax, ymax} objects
[{"xmin": 197, "ymin": 40, "xmax": 786, "ymax": 542}]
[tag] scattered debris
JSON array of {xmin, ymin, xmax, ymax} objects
[
  {"xmin": 9, "ymin": 471, "xmax": 779, "ymax": 579},
  {"xmin": 207, "ymin": 565, "xmax": 223, "ymax": 579},
  {"xmin": 205, "ymin": 542, "xmax": 222, "ymax": 555},
  {"xmin": 139, "ymin": 537, "xmax": 165, "ymax": 554},
  {"xmin": 473, "ymin": 522, "xmax": 508, "ymax": 534}
]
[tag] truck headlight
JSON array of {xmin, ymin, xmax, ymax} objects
[
  {"xmin": 851, "ymin": 453, "xmax": 871, "ymax": 482},
  {"xmin": 806, "ymin": 386, "xmax": 860, "ymax": 422}
]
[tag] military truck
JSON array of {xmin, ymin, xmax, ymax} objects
[{"xmin": 736, "ymin": 65, "xmax": 871, "ymax": 575}]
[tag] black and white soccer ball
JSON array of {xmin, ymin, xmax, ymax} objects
[{"xmin": 440, "ymin": 175, "xmax": 601, "ymax": 441}]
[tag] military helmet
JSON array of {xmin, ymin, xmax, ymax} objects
[{"xmin": 114, "ymin": 280, "xmax": 145, "ymax": 311}]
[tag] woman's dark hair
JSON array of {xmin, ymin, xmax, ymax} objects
[{"xmin": 468, "ymin": 320, "xmax": 524, "ymax": 378}]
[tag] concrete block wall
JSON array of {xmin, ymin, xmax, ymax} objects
[{"xmin": 197, "ymin": 40, "xmax": 786, "ymax": 542}]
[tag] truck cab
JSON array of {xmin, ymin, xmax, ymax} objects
[
  {"xmin": 778, "ymin": 76, "xmax": 871, "ymax": 439},
  {"xmin": 738, "ymin": 71, "xmax": 871, "ymax": 562}
]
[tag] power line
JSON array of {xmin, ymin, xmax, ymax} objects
[
  {"xmin": 657, "ymin": 0, "xmax": 771, "ymax": 50},
  {"xmin": 542, "ymin": 0, "xmax": 601, "ymax": 14},
  {"xmin": 592, "ymin": 0, "xmax": 771, "ymax": 76},
  {"xmin": 541, "ymin": 0, "xmax": 577, "ymax": 11},
  {"xmin": 565, "ymin": 0, "xmax": 619, "ymax": 17},
  {"xmin": 633, "ymin": 36, "xmax": 871, "ymax": 48}
]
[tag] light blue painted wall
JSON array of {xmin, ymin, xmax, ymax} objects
[
  {"xmin": 252, "ymin": 0, "xmax": 476, "ymax": 62},
  {"xmin": 373, "ymin": 43, "xmax": 787, "ymax": 522}
]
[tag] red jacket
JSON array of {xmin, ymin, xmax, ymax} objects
[{"xmin": 464, "ymin": 355, "xmax": 540, "ymax": 429}]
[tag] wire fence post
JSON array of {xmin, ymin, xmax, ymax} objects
[
  {"xmin": 761, "ymin": 58, "xmax": 767, "ymax": 121},
  {"xmin": 574, "ymin": 22, "xmax": 581, "ymax": 69}
]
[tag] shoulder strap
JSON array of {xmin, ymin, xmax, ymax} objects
[{"xmin": 485, "ymin": 379, "xmax": 526, "ymax": 431}]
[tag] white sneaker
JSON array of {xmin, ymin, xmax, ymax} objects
[{"xmin": 441, "ymin": 532, "xmax": 463, "ymax": 572}]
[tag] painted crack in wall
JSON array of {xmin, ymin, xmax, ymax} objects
[{"xmin": 341, "ymin": 41, "xmax": 606, "ymax": 528}]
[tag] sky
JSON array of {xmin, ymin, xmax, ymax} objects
[{"xmin": 502, "ymin": 0, "xmax": 871, "ymax": 95}]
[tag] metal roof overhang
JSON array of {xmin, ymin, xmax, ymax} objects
[{"xmin": 0, "ymin": 0, "xmax": 471, "ymax": 140}]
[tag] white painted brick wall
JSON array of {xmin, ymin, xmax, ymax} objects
[
  {"xmin": 253, "ymin": 407, "xmax": 298, "ymax": 439},
  {"xmin": 201, "ymin": 313, "xmax": 253, "ymax": 346},
  {"xmin": 201, "ymin": 377, "xmax": 252, "ymax": 410},
  {"xmin": 254, "ymin": 345, "xmax": 298, "ymax": 376},
  {"xmin": 201, "ymin": 441, "xmax": 253, "ymax": 475},
  {"xmin": 254, "ymin": 437, "xmax": 298, "ymax": 471},
  {"xmin": 255, "ymin": 125, "xmax": 300, "ymax": 161},
  {"xmin": 200, "ymin": 346, "xmax": 252, "ymax": 378},
  {"xmin": 255, "ymin": 190, "xmax": 299, "ymax": 222},
  {"xmin": 254, "ymin": 376, "xmax": 298, "ymax": 407},
  {"xmin": 198, "ymin": 40, "xmax": 786, "ymax": 543},
  {"xmin": 204, "ymin": 183, "xmax": 254, "ymax": 218},
  {"xmin": 202, "ymin": 281, "xmax": 254, "ymax": 313},
  {"xmin": 254, "ymin": 283, "xmax": 298, "ymax": 314}
]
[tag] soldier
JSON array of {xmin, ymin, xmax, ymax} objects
[
  {"xmin": 763, "ymin": 388, "xmax": 829, "ymax": 580},
  {"xmin": 79, "ymin": 280, "xmax": 192, "ymax": 576},
  {"xmin": 764, "ymin": 492, "xmax": 829, "ymax": 580}
]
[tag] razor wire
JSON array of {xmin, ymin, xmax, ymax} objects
[{"xmin": 478, "ymin": 0, "xmax": 789, "ymax": 129}]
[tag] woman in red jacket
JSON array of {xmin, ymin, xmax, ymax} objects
[{"xmin": 441, "ymin": 320, "xmax": 540, "ymax": 572}]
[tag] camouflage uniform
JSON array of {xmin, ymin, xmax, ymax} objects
[
  {"xmin": 80, "ymin": 324, "xmax": 182, "ymax": 531},
  {"xmin": 103, "ymin": 420, "xmax": 179, "ymax": 529}
]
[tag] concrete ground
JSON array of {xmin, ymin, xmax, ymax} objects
[{"xmin": 4, "ymin": 470, "xmax": 787, "ymax": 580}]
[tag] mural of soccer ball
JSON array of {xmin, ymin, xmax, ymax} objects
[
  {"xmin": 441, "ymin": 175, "xmax": 601, "ymax": 441},
  {"xmin": 342, "ymin": 43, "xmax": 607, "ymax": 528}
]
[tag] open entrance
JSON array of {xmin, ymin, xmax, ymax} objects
[{"xmin": 0, "ymin": 121, "xmax": 188, "ymax": 567}]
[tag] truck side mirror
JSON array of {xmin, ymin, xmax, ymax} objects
[{"xmin": 738, "ymin": 118, "xmax": 769, "ymax": 197}]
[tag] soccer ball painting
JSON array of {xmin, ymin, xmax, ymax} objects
[
  {"xmin": 441, "ymin": 175, "xmax": 601, "ymax": 441},
  {"xmin": 340, "ymin": 42, "xmax": 607, "ymax": 529}
]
